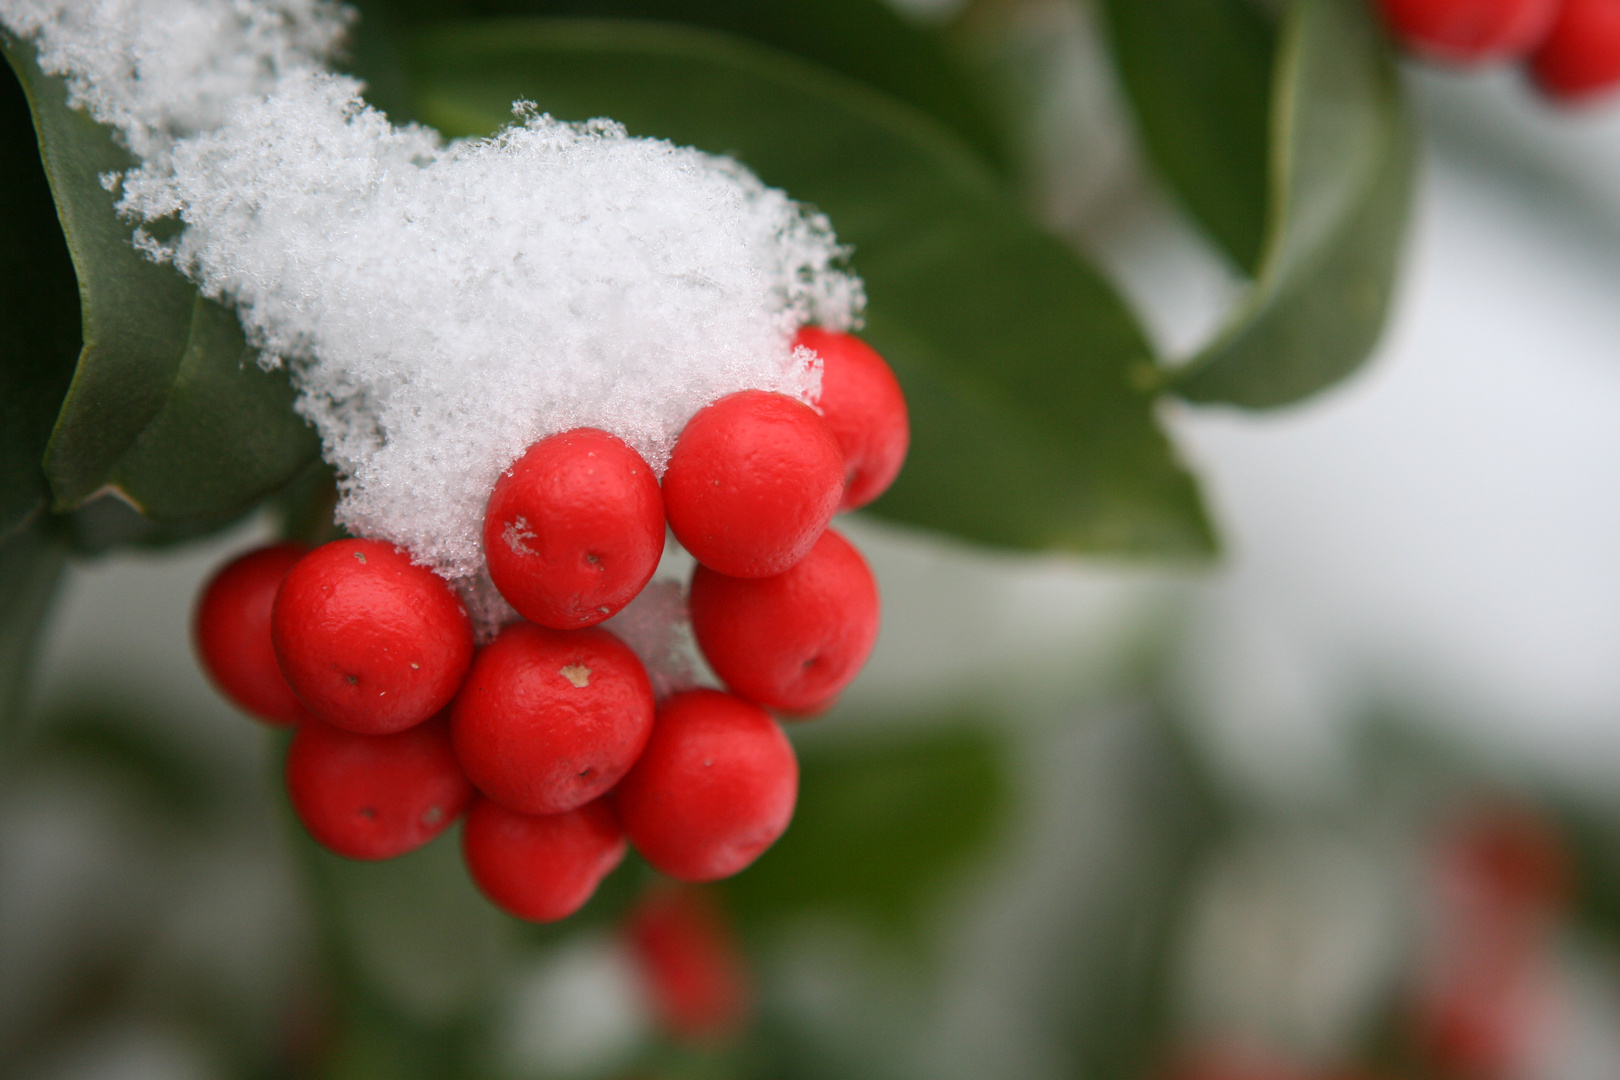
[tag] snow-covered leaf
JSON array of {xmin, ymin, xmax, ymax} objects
[{"xmin": 2, "ymin": 33, "xmax": 317, "ymax": 524}]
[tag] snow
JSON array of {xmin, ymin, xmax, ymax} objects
[{"xmin": 1, "ymin": 0, "xmax": 863, "ymax": 603}]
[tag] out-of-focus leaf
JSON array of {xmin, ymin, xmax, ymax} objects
[
  {"xmin": 404, "ymin": 18, "xmax": 1215, "ymax": 556},
  {"xmin": 0, "ymin": 44, "xmax": 79, "ymax": 539},
  {"xmin": 28, "ymin": 702, "xmax": 226, "ymax": 820},
  {"xmin": 723, "ymin": 723, "xmax": 1005, "ymax": 928},
  {"xmin": 1171, "ymin": 0, "xmax": 1414, "ymax": 407},
  {"xmin": 0, "ymin": 518, "xmax": 67, "ymax": 738},
  {"xmin": 1052, "ymin": 709, "xmax": 1226, "ymax": 1080},
  {"xmin": 313, "ymin": 831, "xmax": 508, "ymax": 1026},
  {"xmin": 357, "ymin": 0, "xmax": 1011, "ymax": 171},
  {"xmin": 2, "ymin": 34, "xmax": 318, "ymax": 523},
  {"xmin": 1099, "ymin": 0, "xmax": 1274, "ymax": 274}
]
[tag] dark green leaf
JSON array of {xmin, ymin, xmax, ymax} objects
[
  {"xmin": 356, "ymin": 0, "xmax": 1011, "ymax": 171},
  {"xmin": 2, "ymin": 33, "xmax": 197, "ymax": 506},
  {"xmin": 723, "ymin": 723, "xmax": 1006, "ymax": 928},
  {"xmin": 55, "ymin": 490, "xmax": 254, "ymax": 554},
  {"xmin": 0, "ymin": 517, "xmax": 67, "ymax": 738},
  {"xmin": 3, "ymin": 34, "xmax": 318, "ymax": 523},
  {"xmin": 102, "ymin": 294, "xmax": 320, "ymax": 521},
  {"xmin": 27, "ymin": 700, "xmax": 227, "ymax": 820},
  {"xmin": 1099, "ymin": 0, "xmax": 1274, "ymax": 274},
  {"xmin": 0, "ymin": 45, "xmax": 80, "ymax": 539},
  {"xmin": 1171, "ymin": 0, "xmax": 1414, "ymax": 408},
  {"xmin": 402, "ymin": 18, "xmax": 1214, "ymax": 555}
]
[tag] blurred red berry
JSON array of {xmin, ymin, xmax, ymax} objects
[
  {"xmin": 1531, "ymin": 0, "xmax": 1620, "ymax": 101},
  {"xmin": 483, "ymin": 428, "xmax": 664, "ymax": 630},
  {"xmin": 614, "ymin": 689, "xmax": 797, "ymax": 882},
  {"xmin": 451, "ymin": 622, "xmax": 654, "ymax": 815},
  {"xmin": 1414, "ymin": 800, "xmax": 1570, "ymax": 1080},
  {"xmin": 662, "ymin": 390, "xmax": 844, "ymax": 578},
  {"xmin": 272, "ymin": 539, "xmax": 474, "ymax": 734},
  {"xmin": 462, "ymin": 796, "xmax": 626, "ymax": 922},
  {"xmin": 1439, "ymin": 801, "xmax": 1571, "ymax": 927},
  {"xmin": 194, "ymin": 543, "xmax": 311, "ymax": 725},
  {"xmin": 1379, "ymin": 0, "xmax": 1558, "ymax": 63},
  {"xmin": 626, "ymin": 886, "xmax": 751, "ymax": 1043},
  {"xmin": 285, "ymin": 713, "xmax": 473, "ymax": 860},
  {"xmin": 793, "ymin": 328, "xmax": 909, "ymax": 510}
]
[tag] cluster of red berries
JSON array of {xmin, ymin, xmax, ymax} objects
[
  {"xmin": 1380, "ymin": 0, "xmax": 1620, "ymax": 101},
  {"xmin": 193, "ymin": 328, "xmax": 907, "ymax": 922}
]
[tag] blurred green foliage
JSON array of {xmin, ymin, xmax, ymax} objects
[{"xmin": 0, "ymin": 3, "xmax": 1429, "ymax": 1076}]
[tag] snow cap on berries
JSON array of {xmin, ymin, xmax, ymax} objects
[{"xmin": 0, "ymin": 0, "xmax": 865, "ymax": 603}]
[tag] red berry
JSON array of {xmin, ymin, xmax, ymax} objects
[
  {"xmin": 1531, "ymin": 0, "xmax": 1620, "ymax": 101},
  {"xmin": 1378, "ymin": 0, "xmax": 1559, "ymax": 63},
  {"xmin": 689, "ymin": 529, "xmax": 879, "ymax": 715},
  {"xmin": 483, "ymin": 429, "xmax": 665, "ymax": 630},
  {"xmin": 613, "ymin": 689, "xmax": 798, "ymax": 882},
  {"xmin": 272, "ymin": 539, "xmax": 474, "ymax": 735},
  {"xmin": 1440, "ymin": 802, "xmax": 1571, "ymax": 925},
  {"xmin": 194, "ymin": 544, "xmax": 311, "ymax": 726},
  {"xmin": 285, "ymin": 713, "xmax": 473, "ymax": 860},
  {"xmin": 462, "ymin": 796, "xmax": 626, "ymax": 922},
  {"xmin": 793, "ymin": 328, "xmax": 909, "ymax": 510},
  {"xmin": 626, "ymin": 887, "xmax": 751, "ymax": 1042},
  {"xmin": 451, "ymin": 622, "xmax": 655, "ymax": 815},
  {"xmin": 662, "ymin": 390, "xmax": 844, "ymax": 578}
]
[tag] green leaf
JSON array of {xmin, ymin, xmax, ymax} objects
[
  {"xmin": 1099, "ymin": 0, "xmax": 1275, "ymax": 274},
  {"xmin": 0, "ymin": 45, "xmax": 80, "ymax": 539},
  {"xmin": 356, "ymin": 0, "xmax": 1011, "ymax": 172},
  {"xmin": 2, "ymin": 34, "xmax": 318, "ymax": 523},
  {"xmin": 402, "ymin": 18, "xmax": 1214, "ymax": 555},
  {"xmin": 1171, "ymin": 0, "xmax": 1414, "ymax": 408},
  {"xmin": 723, "ymin": 723, "xmax": 1006, "ymax": 928},
  {"xmin": 101, "ymin": 294, "xmax": 320, "ymax": 521},
  {"xmin": 56, "ymin": 491, "xmax": 254, "ymax": 554},
  {"xmin": 0, "ymin": 517, "xmax": 67, "ymax": 739}
]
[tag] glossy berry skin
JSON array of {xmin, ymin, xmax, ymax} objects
[
  {"xmin": 689, "ymin": 529, "xmax": 879, "ymax": 715},
  {"xmin": 483, "ymin": 429, "xmax": 665, "ymax": 630},
  {"xmin": 462, "ymin": 796, "xmax": 626, "ymax": 922},
  {"xmin": 1531, "ymin": 0, "xmax": 1620, "ymax": 102},
  {"xmin": 794, "ymin": 328, "xmax": 909, "ymax": 510},
  {"xmin": 1379, "ymin": 0, "xmax": 1559, "ymax": 63},
  {"xmin": 451, "ymin": 622, "xmax": 655, "ymax": 815},
  {"xmin": 626, "ymin": 887, "xmax": 751, "ymax": 1042},
  {"xmin": 194, "ymin": 544, "xmax": 311, "ymax": 726},
  {"xmin": 613, "ymin": 689, "xmax": 798, "ymax": 882},
  {"xmin": 272, "ymin": 539, "xmax": 474, "ymax": 735},
  {"xmin": 285, "ymin": 713, "xmax": 473, "ymax": 860},
  {"xmin": 662, "ymin": 390, "xmax": 845, "ymax": 578}
]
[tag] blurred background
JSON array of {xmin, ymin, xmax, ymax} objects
[{"xmin": 6, "ymin": 2, "xmax": 1620, "ymax": 1078}]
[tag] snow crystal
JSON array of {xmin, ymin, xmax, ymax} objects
[
  {"xmin": 1, "ymin": 0, "xmax": 864, "ymax": 610},
  {"xmin": 2, "ymin": 0, "xmax": 348, "ymax": 168},
  {"xmin": 603, "ymin": 578, "xmax": 699, "ymax": 701}
]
